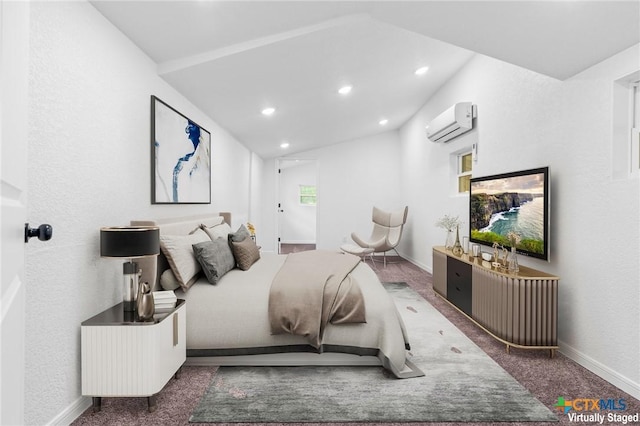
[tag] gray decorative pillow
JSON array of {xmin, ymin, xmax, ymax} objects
[
  {"xmin": 230, "ymin": 237, "xmax": 261, "ymax": 271},
  {"xmin": 192, "ymin": 238, "xmax": 236, "ymax": 284},
  {"xmin": 228, "ymin": 224, "xmax": 251, "ymax": 243}
]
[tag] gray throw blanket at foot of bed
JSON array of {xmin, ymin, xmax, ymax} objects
[{"xmin": 268, "ymin": 250, "xmax": 366, "ymax": 348}]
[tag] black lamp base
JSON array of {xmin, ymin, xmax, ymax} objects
[{"xmin": 123, "ymin": 300, "xmax": 137, "ymax": 312}]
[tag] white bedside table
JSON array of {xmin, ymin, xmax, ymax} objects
[{"xmin": 81, "ymin": 299, "xmax": 186, "ymax": 412}]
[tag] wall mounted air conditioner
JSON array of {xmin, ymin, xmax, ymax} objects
[{"xmin": 426, "ymin": 102, "xmax": 477, "ymax": 143}]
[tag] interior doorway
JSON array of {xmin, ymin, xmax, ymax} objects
[{"xmin": 276, "ymin": 158, "xmax": 318, "ymax": 254}]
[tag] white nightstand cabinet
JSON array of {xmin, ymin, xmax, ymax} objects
[{"xmin": 81, "ymin": 300, "xmax": 186, "ymax": 412}]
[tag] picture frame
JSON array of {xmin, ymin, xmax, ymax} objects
[{"xmin": 151, "ymin": 95, "xmax": 211, "ymax": 204}]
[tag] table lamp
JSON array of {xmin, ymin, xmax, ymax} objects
[{"xmin": 100, "ymin": 226, "xmax": 160, "ymax": 311}]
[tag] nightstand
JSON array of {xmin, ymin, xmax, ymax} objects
[{"xmin": 81, "ymin": 299, "xmax": 186, "ymax": 412}]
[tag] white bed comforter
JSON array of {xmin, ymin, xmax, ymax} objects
[{"xmin": 175, "ymin": 252, "xmax": 422, "ymax": 378}]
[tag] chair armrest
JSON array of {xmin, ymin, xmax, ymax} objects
[
  {"xmin": 351, "ymin": 232, "xmax": 386, "ymax": 249},
  {"xmin": 350, "ymin": 232, "xmax": 369, "ymax": 248}
]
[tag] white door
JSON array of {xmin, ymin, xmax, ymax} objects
[
  {"xmin": 276, "ymin": 159, "xmax": 317, "ymax": 253},
  {"xmin": 1, "ymin": 2, "xmax": 30, "ymax": 424}
]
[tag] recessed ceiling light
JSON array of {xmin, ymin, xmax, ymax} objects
[
  {"xmin": 379, "ymin": 119, "xmax": 388, "ymax": 126},
  {"xmin": 415, "ymin": 66, "xmax": 429, "ymax": 76},
  {"xmin": 338, "ymin": 85, "xmax": 352, "ymax": 95},
  {"xmin": 262, "ymin": 107, "xmax": 276, "ymax": 116},
  {"xmin": 280, "ymin": 142, "xmax": 290, "ymax": 149}
]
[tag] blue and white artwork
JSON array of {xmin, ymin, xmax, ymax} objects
[{"xmin": 152, "ymin": 96, "xmax": 211, "ymax": 204}]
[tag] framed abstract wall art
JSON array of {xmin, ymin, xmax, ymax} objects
[{"xmin": 151, "ymin": 96, "xmax": 211, "ymax": 204}]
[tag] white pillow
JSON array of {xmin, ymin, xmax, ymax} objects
[
  {"xmin": 201, "ymin": 216, "xmax": 225, "ymax": 229},
  {"xmin": 201, "ymin": 222, "xmax": 232, "ymax": 241},
  {"xmin": 159, "ymin": 269, "xmax": 181, "ymax": 291},
  {"xmin": 159, "ymin": 228, "xmax": 210, "ymax": 291}
]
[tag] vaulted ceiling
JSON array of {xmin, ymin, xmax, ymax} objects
[{"xmin": 91, "ymin": 1, "xmax": 640, "ymax": 159}]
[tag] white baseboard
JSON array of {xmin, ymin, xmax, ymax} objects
[
  {"xmin": 280, "ymin": 240, "xmax": 316, "ymax": 244},
  {"xmin": 47, "ymin": 395, "xmax": 91, "ymax": 425},
  {"xmin": 397, "ymin": 251, "xmax": 432, "ymax": 274},
  {"xmin": 558, "ymin": 339, "xmax": 640, "ymax": 400}
]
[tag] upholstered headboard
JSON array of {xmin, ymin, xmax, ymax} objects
[{"xmin": 130, "ymin": 212, "xmax": 231, "ymax": 290}]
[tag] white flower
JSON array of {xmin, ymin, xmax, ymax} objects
[
  {"xmin": 436, "ymin": 215, "xmax": 461, "ymax": 231},
  {"xmin": 507, "ymin": 231, "xmax": 521, "ymax": 246}
]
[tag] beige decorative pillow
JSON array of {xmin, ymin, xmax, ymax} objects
[
  {"xmin": 230, "ymin": 237, "xmax": 261, "ymax": 271},
  {"xmin": 159, "ymin": 228, "xmax": 210, "ymax": 291}
]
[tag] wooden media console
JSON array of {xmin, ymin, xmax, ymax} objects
[{"xmin": 433, "ymin": 246, "xmax": 559, "ymax": 357}]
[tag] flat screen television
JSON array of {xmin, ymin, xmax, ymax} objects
[{"xmin": 469, "ymin": 167, "xmax": 549, "ymax": 261}]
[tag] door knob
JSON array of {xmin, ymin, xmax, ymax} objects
[{"xmin": 24, "ymin": 223, "xmax": 53, "ymax": 243}]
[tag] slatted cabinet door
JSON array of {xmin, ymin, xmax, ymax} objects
[{"xmin": 81, "ymin": 300, "xmax": 186, "ymax": 411}]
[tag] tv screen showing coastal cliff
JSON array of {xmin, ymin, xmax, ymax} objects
[{"xmin": 469, "ymin": 167, "xmax": 549, "ymax": 261}]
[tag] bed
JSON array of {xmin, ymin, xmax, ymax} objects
[{"xmin": 131, "ymin": 213, "xmax": 423, "ymax": 379}]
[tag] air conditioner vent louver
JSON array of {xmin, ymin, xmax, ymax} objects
[{"xmin": 426, "ymin": 102, "xmax": 476, "ymax": 143}]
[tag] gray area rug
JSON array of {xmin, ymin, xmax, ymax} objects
[{"xmin": 190, "ymin": 282, "xmax": 557, "ymax": 423}]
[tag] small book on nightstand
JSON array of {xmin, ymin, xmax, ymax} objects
[{"xmin": 153, "ymin": 291, "xmax": 177, "ymax": 312}]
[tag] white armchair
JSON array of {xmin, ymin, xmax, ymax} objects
[{"xmin": 351, "ymin": 206, "xmax": 408, "ymax": 267}]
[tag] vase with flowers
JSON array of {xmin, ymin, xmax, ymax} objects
[
  {"xmin": 506, "ymin": 231, "xmax": 521, "ymax": 273},
  {"xmin": 247, "ymin": 222, "xmax": 256, "ymax": 241},
  {"xmin": 436, "ymin": 215, "xmax": 461, "ymax": 250}
]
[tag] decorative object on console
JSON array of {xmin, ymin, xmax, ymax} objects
[
  {"xmin": 136, "ymin": 282, "xmax": 155, "ymax": 321},
  {"xmin": 506, "ymin": 231, "xmax": 521, "ymax": 273},
  {"xmin": 508, "ymin": 247, "xmax": 519, "ymax": 274},
  {"xmin": 100, "ymin": 226, "xmax": 160, "ymax": 312},
  {"xmin": 491, "ymin": 242, "xmax": 509, "ymax": 270},
  {"xmin": 452, "ymin": 225, "xmax": 464, "ymax": 256},
  {"xmin": 151, "ymin": 95, "xmax": 211, "ymax": 205},
  {"xmin": 435, "ymin": 214, "xmax": 461, "ymax": 250}
]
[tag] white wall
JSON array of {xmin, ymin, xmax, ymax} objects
[
  {"xmin": 24, "ymin": 2, "xmax": 258, "ymax": 424},
  {"xmin": 398, "ymin": 48, "xmax": 640, "ymax": 398},
  {"xmin": 260, "ymin": 130, "xmax": 403, "ymax": 253},
  {"xmin": 558, "ymin": 45, "xmax": 639, "ymax": 397}
]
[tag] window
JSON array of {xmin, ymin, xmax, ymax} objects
[
  {"xmin": 299, "ymin": 185, "xmax": 317, "ymax": 206},
  {"xmin": 632, "ymin": 81, "xmax": 639, "ymax": 172},
  {"xmin": 612, "ymin": 71, "xmax": 639, "ymax": 179},
  {"xmin": 457, "ymin": 152, "xmax": 473, "ymax": 193}
]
